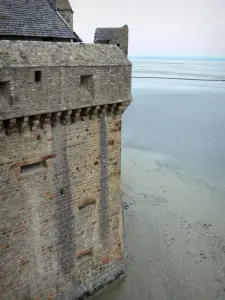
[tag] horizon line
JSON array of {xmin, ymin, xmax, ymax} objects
[{"xmin": 128, "ymin": 56, "xmax": 225, "ymax": 61}]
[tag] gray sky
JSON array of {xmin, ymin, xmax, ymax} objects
[{"xmin": 72, "ymin": 0, "xmax": 225, "ymax": 57}]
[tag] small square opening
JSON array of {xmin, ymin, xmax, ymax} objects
[
  {"xmin": 117, "ymin": 44, "xmax": 120, "ymax": 47},
  {"xmin": 35, "ymin": 71, "xmax": 42, "ymax": 82},
  {"xmin": 81, "ymin": 75, "xmax": 93, "ymax": 85}
]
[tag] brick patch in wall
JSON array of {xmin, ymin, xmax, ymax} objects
[
  {"xmin": 76, "ymin": 248, "xmax": 93, "ymax": 259},
  {"xmin": 0, "ymin": 243, "xmax": 10, "ymax": 249},
  {"xmin": 101, "ymin": 253, "xmax": 124, "ymax": 265},
  {"xmin": 34, "ymin": 297, "xmax": 54, "ymax": 300},
  {"xmin": 78, "ymin": 197, "xmax": 96, "ymax": 210},
  {"xmin": 39, "ymin": 192, "xmax": 56, "ymax": 201},
  {"xmin": 102, "ymin": 256, "xmax": 110, "ymax": 265},
  {"xmin": 42, "ymin": 154, "xmax": 56, "ymax": 161},
  {"xmin": 108, "ymin": 140, "xmax": 115, "ymax": 146}
]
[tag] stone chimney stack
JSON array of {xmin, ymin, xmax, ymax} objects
[
  {"xmin": 48, "ymin": 0, "xmax": 73, "ymax": 30},
  {"xmin": 56, "ymin": 0, "xmax": 74, "ymax": 30},
  {"xmin": 94, "ymin": 25, "xmax": 129, "ymax": 57}
]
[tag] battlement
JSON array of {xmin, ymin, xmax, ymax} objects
[
  {"xmin": 0, "ymin": 100, "xmax": 130, "ymax": 135},
  {"xmin": 0, "ymin": 41, "xmax": 131, "ymax": 120},
  {"xmin": 0, "ymin": 41, "xmax": 131, "ymax": 68}
]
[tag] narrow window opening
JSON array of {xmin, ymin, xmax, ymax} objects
[
  {"xmin": 35, "ymin": 71, "xmax": 42, "ymax": 82},
  {"xmin": 0, "ymin": 81, "xmax": 12, "ymax": 106},
  {"xmin": 117, "ymin": 44, "xmax": 120, "ymax": 47},
  {"xmin": 80, "ymin": 75, "xmax": 93, "ymax": 96},
  {"xmin": 21, "ymin": 161, "xmax": 44, "ymax": 174}
]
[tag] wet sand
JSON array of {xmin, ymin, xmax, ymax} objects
[
  {"xmin": 97, "ymin": 61, "xmax": 225, "ymax": 299},
  {"xmin": 98, "ymin": 147, "xmax": 225, "ymax": 300}
]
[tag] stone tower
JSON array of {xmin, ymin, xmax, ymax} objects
[
  {"xmin": 94, "ymin": 25, "xmax": 129, "ymax": 56},
  {"xmin": 0, "ymin": 1, "xmax": 132, "ymax": 299}
]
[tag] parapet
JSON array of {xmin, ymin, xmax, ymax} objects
[
  {"xmin": 0, "ymin": 40, "xmax": 130, "ymax": 68},
  {"xmin": 0, "ymin": 40, "xmax": 132, "ymax": 120}
]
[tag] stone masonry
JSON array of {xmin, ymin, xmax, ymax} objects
[
  {"xmin": 94, "ymin": 25, "xmax": 129, "ymax": 57},
  {"xmin": 0, "ymin": 1, "xmax": 132, "ymax": 299}
]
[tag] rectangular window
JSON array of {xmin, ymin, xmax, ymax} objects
[
  {"xmin": 21, "ymin": 161, "xmax": 45, "ymax": 174},
  {"xmin": 0, "ymin": 81, "xmax": 12, "ymax": 106},
  {"xmin": 35, "ymin": 71, "xmax": 42, "ymax": 82},
  {"xmin": 80, "ymin": 75, "xmax": 93, "ymax": 96}
]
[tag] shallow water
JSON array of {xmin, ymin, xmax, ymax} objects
[{"xmin": 98, "ymin": 59, "xmax": 225, "ymax": 300}]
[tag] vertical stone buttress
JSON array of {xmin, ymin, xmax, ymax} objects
[
  {"xmin": 52, "ymin": 123, "xmax": 74, "ymax": 276},
  {"xmin": 99, "ymin": 112, "xmax": 109, "ymax": 246}
]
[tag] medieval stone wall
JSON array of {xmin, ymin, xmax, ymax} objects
[
  {"xmin": 0, "ymin": 41, "xmax": 131, "ymax": 120},
  {"xmin": 0, "ymin": 66, "xmax": 131, "ymax": 119},
  {"xmin": 0, "ymin": 39, "xmax": 131, "ymax": 300},
  {"xmin": 0, "ymin": 107, "xmax": 128, "ymax": 299}
]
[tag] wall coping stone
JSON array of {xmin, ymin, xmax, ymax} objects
[{"xmin": 0, "ymin": 41, "xmax": 132, "ymax": 68}]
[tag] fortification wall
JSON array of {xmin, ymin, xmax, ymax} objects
[
  {"xmin": 0, "ymin": 104, "xmax": 128, "ymax": 299},
  {"xmin": 0, "ymin": 41, "xmax": 132, "ymax": 120},
  {"xmin": 0, "ymin": 65, "xmax": 131, "ymax": 119},
  {"xmin": 0, "ymin": 40, "xmax": 131, "ymax": 299}
]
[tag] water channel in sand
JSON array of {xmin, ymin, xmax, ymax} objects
[{"xmin": 98, "ymin": 59, "xmax": 225, "ymax": 300}]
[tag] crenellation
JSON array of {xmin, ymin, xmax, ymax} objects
[{"xmin": 0, "ymin": 101, "xmax": 130, "ymax": 136}]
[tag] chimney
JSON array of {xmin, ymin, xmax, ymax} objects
[{"xmin": 56, "ymin": 0, "xmax": 74, "ymax": 30}]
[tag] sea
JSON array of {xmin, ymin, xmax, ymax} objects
[
  {"xmin": 124, "ymin": 58, "xmax": 225, "ymax": 185},
  {"xmin": 98, "ymin": 58, "xmax": 225, "ymax": 300}
]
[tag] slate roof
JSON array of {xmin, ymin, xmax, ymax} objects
[
  {"xmin": 94, "ymin": 28, "xmax": 120, "ymax": 43},
  {"xmin": 0, "ymin": 0, "xmax": 81, "ymax": 41}
]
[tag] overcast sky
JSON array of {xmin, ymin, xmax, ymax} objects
[{"xmin": 72, "ymin": 0, "xmax": 225, "ymax": 57}]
